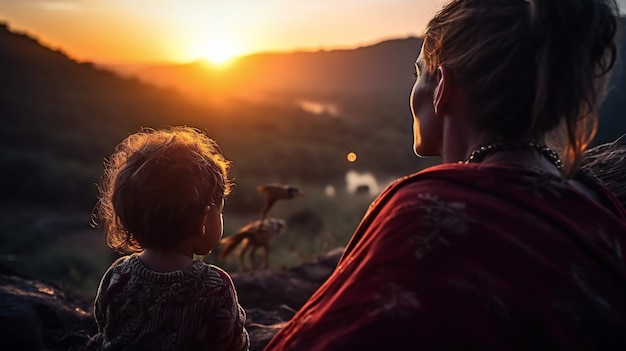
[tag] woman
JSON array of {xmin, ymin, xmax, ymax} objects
[{"xmin": 265, "ymin": 0, "xmax": 626, "ymax": 350}]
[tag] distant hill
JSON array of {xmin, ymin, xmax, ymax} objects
[
  {"xmin": 0, "ymin": 22, "xmax": 207, "ymax": 208},
  {"xmin": 105, "ymin": 37, "xmax": 422, "ymax": 100}
]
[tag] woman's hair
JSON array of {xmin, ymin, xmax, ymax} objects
[
  {"xmin": 95, "ymin": 126, "xmax": 233, "ymax": 254},
  {"xmin": 580, "ymin": 135, "xmax": 626, "ymax": 207},
  {"xmin": 422, "ymin": 0, "xmax": 620, "ymax": 175}
]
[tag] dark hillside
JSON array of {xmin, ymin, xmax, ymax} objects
[{"xmin": 1, "ymin": 23, "xmax": 196, "ymax": 208}]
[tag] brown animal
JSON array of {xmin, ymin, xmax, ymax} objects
[
  {"xmin": 257, "ymin": 184, "xmax": 305, "ymax": 222},
  {"xmin": 219, "ymin": 218, "xmax": 286, "ymax": 271}
]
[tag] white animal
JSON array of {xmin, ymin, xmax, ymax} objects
[{"xmin": 345, "ymin": 170, "xmax": 380, "ymax": 195}]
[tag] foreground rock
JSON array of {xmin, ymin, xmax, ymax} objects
[
  {"xmin": 0, "ymin": 269, "xmax": 95, "ymax": 351},
  {"xmin": 0, "ymin": 248, "xmax": 344, "ymax": 351},
  {"xmin": 234, "ymin": 247, "xmax": 344, "ymax": 349}
]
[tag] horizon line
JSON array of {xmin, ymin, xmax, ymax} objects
[{"xmin": 0, "ymin": 19, "xmax": 421, "ymax": 67}]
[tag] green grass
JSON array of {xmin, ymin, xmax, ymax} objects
[
  {"xmin": 0, "ymin": 182, "xmax": 384, "ymax": 298},
  {"xmin": 207, "ymin": 183, "xmax": 375, "ymax": 272},
  {"xmin": 19, "ymin": 245, "xmax": 116, "ymax": 300},
  {"xmin": 0, "ymin": 207, "xmax": 117, "ymax": 300}
]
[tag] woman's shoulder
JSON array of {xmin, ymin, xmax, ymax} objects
[
  {"xmin": 349, "ymin": 164, "xmax": 476, "ymax": 236},
  {"xmin": 378, "ymin": 163, "xmax": 484, "ymax": 202},
  {"xmin": 376, "ymin": 162, "xmax": 589, "ymax": 216},
  {"xmin": 382, "ymin": 162, "xmax": 626, "ymax": 222},
  {"xmin": 390, "ymin": 163, "xmax": 483, "ymax": 189},
  {"xmin": 390, "ymin": 162, "xmax": 575, "ymax": 195}
]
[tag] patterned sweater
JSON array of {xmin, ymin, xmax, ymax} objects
[{"xmin": 91, "ymin": 254, "xmax": 249, "ymax": 351}]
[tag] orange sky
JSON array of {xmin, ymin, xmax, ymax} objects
[
  {"xmin": 0, "ymin": 0, "xmax": 444, "ymax": 64},
  {"xmin": 2, "ymin": 1, "xmax": 625, "ymax": 65}
]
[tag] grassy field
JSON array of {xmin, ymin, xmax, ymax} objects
[
  {"xmin": 212, "ymin": 183, "xmax": 376, "ymax": 272},
  {"xmin": 0, "ymin": 181, "xmax": 380, "ymax": 300},
  {"xmin": 0, "ymin": 206, "xmax": 116, "ymax": 300}
]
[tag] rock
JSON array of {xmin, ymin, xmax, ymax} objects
[
  {"xmin": 287, "ymin": 247, "xmax": 344, "ymax": 284},
  {"xmin": 233, "ymin": 247, "xmax": 343, "ymax": 312},
  {"xmin": 233, "ymin": 270, "xmax": 319, "ymax": 312},
  {"xmin": 0, "ymin": 273, "xmax": 95, "ymax": 351},
  {"xmin": 234, "ymin": 247, "xmax": 343, "ymax": 350},
  {"xmin": 248, "ymin": 322, "xmax": 289, "ymax": 351},
  {"xmin": 0, "ymin": 247, "xmax": 344, "ymax": 351}
]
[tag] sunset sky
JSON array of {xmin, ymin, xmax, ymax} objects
[{"xmin": 1, "ymin": 0, "xmax": 625, "ymax": 64}]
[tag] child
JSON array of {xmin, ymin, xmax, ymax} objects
[{"xmin": 90, "ymin": 126, "xmax": 249, "ymax": 351}]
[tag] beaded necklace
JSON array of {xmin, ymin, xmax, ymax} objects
[{"xmin": 465, "ymin": 141, "xmax": 563, "ymax": 171}]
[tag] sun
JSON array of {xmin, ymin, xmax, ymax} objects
[{"xmin": 193, "ymin": 37, "xmax": 243, "ymax": 65}]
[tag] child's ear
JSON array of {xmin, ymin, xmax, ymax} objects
[{"xmin": 200, "ymin": 205, "xmax": 211, "ymax": 236}]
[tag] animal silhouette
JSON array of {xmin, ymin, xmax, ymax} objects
[
  {"xmin": 257, "ymin": 184, "xmax": 304, "ymax": 222},
  {"xmin": 219, "ymin": 218, "xmax": 286, "ymax": 271}
]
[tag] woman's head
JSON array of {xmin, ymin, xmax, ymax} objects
[
  {"xmin": 96, "ymin": 126, "xmax": 233, "ymax": 254},
  {"xmin": 419, "ymin": 0, "xmax": 619, "ymax": 174}
]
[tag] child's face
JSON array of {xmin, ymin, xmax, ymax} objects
[{"xmin": 194, "ymin": 199, "xmax": 224, "ymax": 255}]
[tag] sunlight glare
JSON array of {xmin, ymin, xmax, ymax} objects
[{"xmin": 192, "ymin": 36, "xmax": 243, "ymax": 65}]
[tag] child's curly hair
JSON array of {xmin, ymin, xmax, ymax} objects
[{"xmin": 95, "ymin": 126, "xmax": 233, "ymax": 254}]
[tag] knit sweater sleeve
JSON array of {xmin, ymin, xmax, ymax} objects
[
  {"xmin": 206, "ymin": 267, "xmax": 250, "ymax": 351},
  {"xmin": 93, "ymin": 256, "xmax": 127, "ymax": 331}
]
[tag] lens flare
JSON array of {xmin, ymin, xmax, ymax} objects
[{"xmin": 347, "ymin": 152, "xmax": 357, "ymax": 163}]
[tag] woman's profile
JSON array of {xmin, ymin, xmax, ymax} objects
[{"xmin": 265, "ymin": 0, "xmax": 626, "ymax": 349}]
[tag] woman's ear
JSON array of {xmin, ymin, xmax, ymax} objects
[{"xmin": 433, "ymin": 66, "xmax": 452, "ymax": 116}]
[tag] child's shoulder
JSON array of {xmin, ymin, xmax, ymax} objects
[
  {"xmin": 194, "ymin": 261, "xmax": 232, "ymax": 279},
  {"xmin": 103, "ymin": 253, "xmax": 137, "ymax": 272},
  {"xmin": 193, "ymin": 262, "xmax": 236, "ymax": 287}
]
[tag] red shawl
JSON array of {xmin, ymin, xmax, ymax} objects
[{"xmin": 265, "ymin": 163, "xmax": 626, "ymax": 350}]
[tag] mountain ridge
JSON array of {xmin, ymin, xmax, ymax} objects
[{"xmin": 101, "ymin": 36, "xmax": 423, "ymax": 100}]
